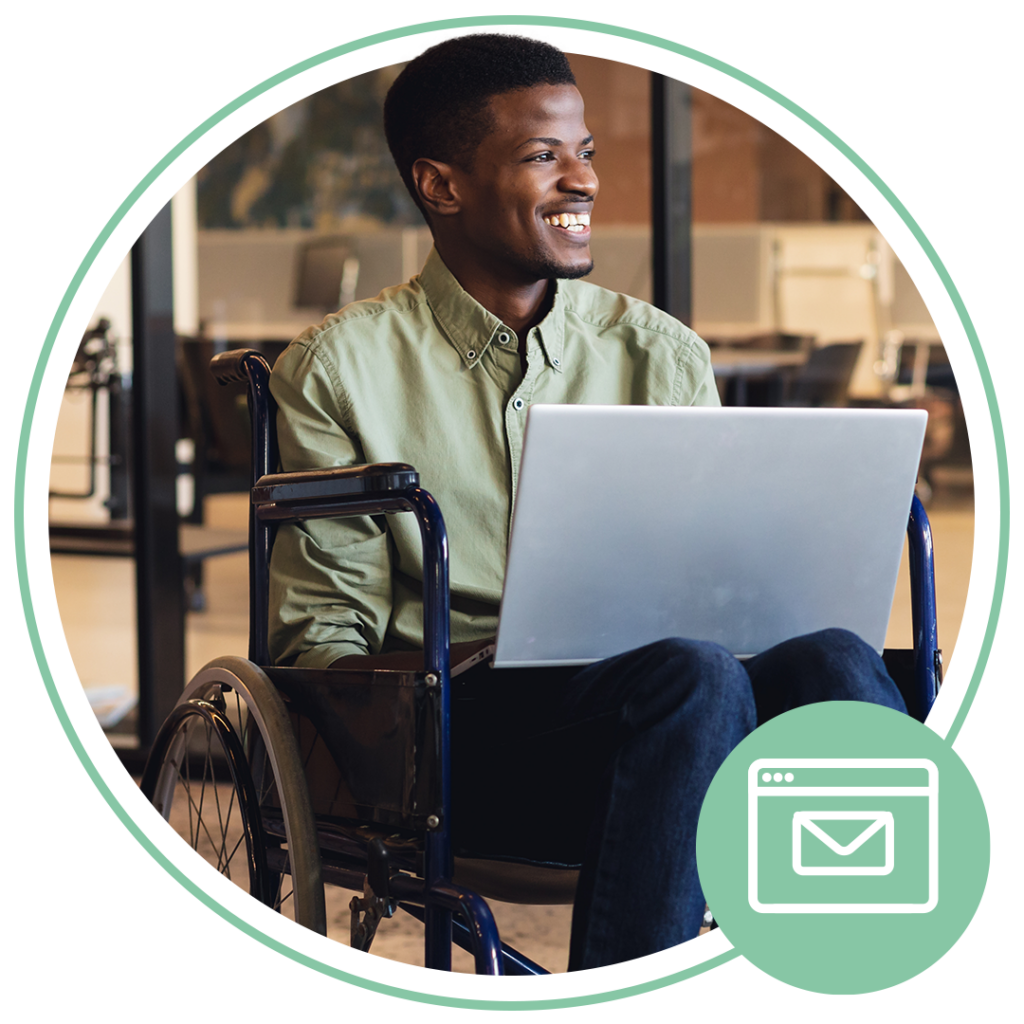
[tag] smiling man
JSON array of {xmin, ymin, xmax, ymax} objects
[
  {"xmin": 405, "ymin": 77, "xmax": 598, "ymax": 337},
  {"xmin": 268, "ymin": 34, "xmax": 905, "ymax": 970}
]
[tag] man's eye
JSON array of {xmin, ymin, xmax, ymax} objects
[
  {"xmin": 529, "ymin": 152, "xmax": 554, "ymax": 162},
  {"xmin": 580, "ymin": 149, "xmax": 595, "ymax": 161}
]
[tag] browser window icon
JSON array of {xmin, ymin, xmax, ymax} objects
[{"xmin": 748, "ymin": 758, "xmax": 938, "ymax": 913}]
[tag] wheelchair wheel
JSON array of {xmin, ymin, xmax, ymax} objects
[{"xmin": 141, "ymin": 656, "xmax": 327, "ymax": 934}]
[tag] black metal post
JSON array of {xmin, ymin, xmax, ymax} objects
[
  {"xmin": 651, "ymin": 73, "xmax": 693, "ymax": 324},
  {"xmin": 106, "ymin": 373, "xmax": 133, "ymax": 520},
  {"xmin": 132, "ymin": 203, "xmax": 185, "ymax": 746}
]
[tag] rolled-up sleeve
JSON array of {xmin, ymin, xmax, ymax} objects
[{"xmin": 268, "ymin": 340, "xmax": 394, "ymax": 667}]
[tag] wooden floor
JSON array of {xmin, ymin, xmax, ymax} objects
[{"xmin": 50, "ymin": 487, "xmax": 974, "ymax": 973}]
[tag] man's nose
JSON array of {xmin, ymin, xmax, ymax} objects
[{"xmin": 560, "ymin": 157, "xmax": 598, "ymax": 197}]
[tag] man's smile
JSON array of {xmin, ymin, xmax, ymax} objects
[{"xmin": 541, "ymin": 211, "xmax": 591, "ymax": 234}]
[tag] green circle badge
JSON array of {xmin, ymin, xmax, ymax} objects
[{"xmin": 696, "ymin": 701, "xmax": 989, "ymax": 993}]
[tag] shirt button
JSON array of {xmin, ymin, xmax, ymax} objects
[
  {"xmin": 512, "ymin": 398, "xmax": 525, "ymax": 411},
  {"xmin": 552, "ymin": 357, "xmax": 561, "ymax": 367},
  {"xmin": 498, "ymin": 332, "xmax": 511, "ymax": 345},
  {"xmin": 466, "ymin": 349, "xmax": 477, "ymax": 360}
]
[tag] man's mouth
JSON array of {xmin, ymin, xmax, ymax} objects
[{"xmin": 542, "ymin": 212, "xmax": 591, "ymax": 233}]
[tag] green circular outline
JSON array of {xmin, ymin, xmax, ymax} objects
[{"xmin": 15, "ymin": 15, "xmax": 1007, "ymax": 1010}]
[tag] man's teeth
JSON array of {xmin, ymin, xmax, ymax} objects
[{"xmin": 543, "ymin": 212, "xmax": 591, "ymax": 232}]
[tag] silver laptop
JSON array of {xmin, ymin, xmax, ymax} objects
[{"xmin": 492, "ymin": 405, "xmax": 927, "ymax": 668}]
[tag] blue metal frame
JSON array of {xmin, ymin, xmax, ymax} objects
[{"xmin": 906, "ymin": 494, "xmax": 941, "ymax": 718}]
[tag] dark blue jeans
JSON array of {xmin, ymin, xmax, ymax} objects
[{"xmin": 450, "ymin": 628, "xmax": 906, "ymax": 971}]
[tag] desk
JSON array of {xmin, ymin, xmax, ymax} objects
[
  {"xmin": 710, "ymin": 349, "xmax": 807, "ymax": 405},
  {"xmin": 49, "ymin": 521, "xmax": 247, "ymax": 562}
]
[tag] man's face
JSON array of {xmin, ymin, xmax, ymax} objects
[{"xmin": 448, "ymin": 83, "xmax": 598, "ymax": 283}]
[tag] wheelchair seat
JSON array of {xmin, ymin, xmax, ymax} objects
[{"xmin": 141, "ymin": 348, "xmax": 940, "ymax": 974}]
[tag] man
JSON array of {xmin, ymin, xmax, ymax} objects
[{"xmin": 269, "ymin": 33, "xmax": 905, "ymax": 970}]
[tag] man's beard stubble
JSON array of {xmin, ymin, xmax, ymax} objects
[{"xmin": 518, "ymin": 247, "xmax": 595, "ymax": 282}]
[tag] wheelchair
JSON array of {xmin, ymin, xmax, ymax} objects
[{"xmin": 140, "ymin": 349, "xmax": 942, "ymax": 975}]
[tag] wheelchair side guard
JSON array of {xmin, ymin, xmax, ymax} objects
[{"xmin": 266, "ymin": 665, "xmax": 444, "ymax": 833}]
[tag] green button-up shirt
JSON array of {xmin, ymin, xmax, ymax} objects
[{"xmin": 268, "ymin": 248, "xmax": 719, "ymax": 668}]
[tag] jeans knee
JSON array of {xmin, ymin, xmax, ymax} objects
[
  {"xmin": 633, "ymin": 636, "xmax": 755, "ymax": 723},
  {"xmin": 753, "ymin": 628, "xmax": 905, "ymax": 713},
  {"xmin": 786, "ymin": 628, "xmax": 882, "ymax": 679}
]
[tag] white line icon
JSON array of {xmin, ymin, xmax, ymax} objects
[
  {"xmin": 792, "ymin": 811, "xmax": 894, "ymax": 875},
  {"xmin": 749, "ymin": 758, "xmax": 938, "ymax": 914}
]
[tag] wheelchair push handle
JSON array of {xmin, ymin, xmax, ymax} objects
[{"xmin": 210, "ymin": 348, "xmax": 271, "ymax": 388}]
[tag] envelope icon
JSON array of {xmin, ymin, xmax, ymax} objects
[{"xmin": 792, "ymin": 811, "xmax": 894, "ymax": 876}]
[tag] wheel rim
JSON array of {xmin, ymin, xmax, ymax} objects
[
  {"xmin": 221, "ymin": 685, "xmax": 298, "ymax": 914},
  {"xmin": 141, "ymin": 658, "xmax": 327, "ymax": 934},
  {"xmin": 147, "ymin": 699, "xmax": 276, "ymax": 906}
]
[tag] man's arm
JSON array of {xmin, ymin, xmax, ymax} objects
[{"xmin": 268, "ymin": 339, "xmax": 394, "ymax": 667}]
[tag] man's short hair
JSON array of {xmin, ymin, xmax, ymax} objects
[{"xmin": 384, "ymin": 34, "xmax": 577, "ymax": 216}]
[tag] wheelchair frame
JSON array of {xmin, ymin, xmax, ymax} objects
[{"xmin": 141, "ymin": 348, "xmax": 941, "ymax": 975}]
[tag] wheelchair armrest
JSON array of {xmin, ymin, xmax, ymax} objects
[
  {"xmin": 249, "ymin": 462, "xmax": 450, "ymax": 711},
  {"xmin": 252, "ymin": 464, "xmax": 420, "ymax": 521}
]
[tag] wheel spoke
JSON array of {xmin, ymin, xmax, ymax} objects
[
  {"xmin": 215, "ymin": 751, "xmax": 244, "ymax": 877},
  {"xmin": 171, "ymin": 711, "xmax": 253, "ymax": 891},
  {"xmin": 224, "ymin": 828, "xmax": 247, "ymax": 872},
  {"xmin": 277, "ymin": 883, "xmax": 294, "ymax": 909},
  {"xmin": 175, "ymin": 763, "xmax": 230, "ymax": 859},
  {"xmin": 202, "ymin": 722, "xmax": 233, "ymax": 874}
]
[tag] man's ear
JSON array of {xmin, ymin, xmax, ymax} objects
[{"xmin": 412, "ymin": 158, "xmax": 461, "ymax": 217}]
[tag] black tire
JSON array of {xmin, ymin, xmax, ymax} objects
[{"xmin": 141, "ymin": 657, "xmax": 327, "ymax": 934}]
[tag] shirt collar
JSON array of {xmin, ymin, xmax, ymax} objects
[{"xmin": 418, "ymin": 247, "xmax": 565, "ymax": 372}]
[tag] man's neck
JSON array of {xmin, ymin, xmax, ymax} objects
[
  {"xmin": 434, "ymin": 244, "xmax": 554, "ymax": 338},
  {"xmin": 472, "ymin": 278, "xmax": 555, "ymax": 339}
]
